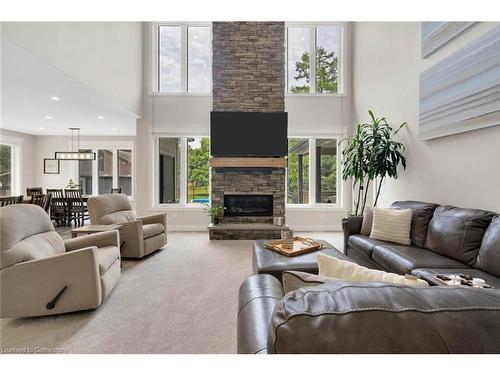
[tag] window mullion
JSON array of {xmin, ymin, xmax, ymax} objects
[
  {"xmin": 181, "ymin": 26, "xmax": 188, "ymax": 92},
  {"xmin": 309, "ymin": 138, "xmax": 316, "ymax": 205},
  {"xmin": 92, "ymin": 149, "xmax": 98, "ymax": 195},
  {"xmin": 112, "ymin": 149, "xmax": 118, "ymax": 189},
  {"xmin": 180, "ymin": 138, "xmax": 188, "ymax": 204},
  {"xmin": 309, "ymin": 26, "xmax": 316, "ymax": 94}
]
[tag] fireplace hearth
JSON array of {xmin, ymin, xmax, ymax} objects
[{"xmin": 224, "ymin": 194, "xmax": 273, "ymax": 217}]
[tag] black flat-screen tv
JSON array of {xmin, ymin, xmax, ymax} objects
[{"xmin": 210, "ymin": 112, "xmax": 288, "ymax": 157}]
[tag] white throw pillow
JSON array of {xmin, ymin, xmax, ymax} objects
[
  {"xmin": 317, "ymin": 253, "xmax": 429, "ymax": 287},
  {"xmin": 370, "ymin": 207, "xmax": 412, "ymax": 245}
]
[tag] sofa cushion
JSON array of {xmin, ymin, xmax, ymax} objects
[
  {"xmin": 95, "ymin": 246, "xmax": 120, "ymax": 275},
  {"xmin": 412, "ymin": 268, "xmax": 500, "ymax": 289},
  {"xmin": 425, "ymin": 206, "xmax": 495, "ymax": 266},
  {"xmin": 370, "ymin": 208, "xmax": 412, "ymax": 245},
  {"xmin": 282, "ymin": 271, "xmax": 336, "ymax": 294},
  {"xmin": 348, "ymin": 234, "xmax": 394, "ymax": 259},
  {"xmin": 360, "ymin": 207, "xmax": 373, "ymax": 236},
  {"xmin": 142, "ymin": 223, "xmax": 164, "ymax": 239},
  {"xmin": 318, "ymin": 253, "xmax": 428, "ymax": 287},
  {"xmin": 475, "ymin": 216, "xmax": 500, "ymax": 277},
  {"xmin": 391, "ymin": 201, "xmax": 438, "ymax": 247},
  {"xmin": 372, "ymin": 244, "xmax": 467, "ymax": 275}
]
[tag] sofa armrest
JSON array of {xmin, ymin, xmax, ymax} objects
[
  {"xmin": 341, "ymin": 215, "xmax": 363, "ymax": 253},
  {"xmin": 267, "ymin": 281, "xmax": 500, "ymax": 353},
  {"xmin": 0, "ymin": 248, "xmax": 102, "ymax": 318},
  {"xmin": 138, "ymin": 212, "xmax": 167, "ymax": 229},
  {"xmin": 64, "ymin": 230, "xmax": 120, "ymax": 251},
  {"xmin": 237, "ymin": 274, "xmax": 284, "ymax": 354}
]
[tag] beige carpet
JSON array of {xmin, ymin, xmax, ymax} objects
[{"xmin": 0, "ymin": 231, "xmax": 343, "ymax": 354}]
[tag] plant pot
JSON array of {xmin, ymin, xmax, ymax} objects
[{"xmin": 212, "ymin": 217, "xmax": 220, "ymax": 225}]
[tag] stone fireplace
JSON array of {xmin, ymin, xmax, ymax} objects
[{"xmin": 209, "ymin": 22, "xmax": 287, "ymax": 240}]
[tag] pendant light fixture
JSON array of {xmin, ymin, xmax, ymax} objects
[{"xmin": 55, "ymin": 127, "xmax": 96, "ymax": 160}]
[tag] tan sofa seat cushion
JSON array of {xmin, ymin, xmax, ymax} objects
[
  {"xmin": 95, "ymin": 246, "xmax": 120, "ymax": 275},
  {"xmin": 142, "ymin": 223, "xmax": 164, "ymax": 239},
  {"xmin": 2, "ymin": 231, "xmax": 65, "ymax": 269}
]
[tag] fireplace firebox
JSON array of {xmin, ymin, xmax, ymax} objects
[{"xmin": 224, "ymin": 194, "xmax": 273, "ymax": 217}]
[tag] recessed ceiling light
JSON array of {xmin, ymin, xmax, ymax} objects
[
  {"xmin": 45, "ymin": 115, "xmax": 52, "ymax": 120},
  {"xmin": 112, "ymin": 127, "xmax": 117, "ymax": 131},
  {"xmin": 98, "ymin": 115, "xmax": 104, "ymax": 120},
  {"xmin": 50, "ymin": 96, "xmax": 60, "ymax": 101},
  {"xmin": 39, "ymin": 127, "xmax": 44, "ymax": 130}
]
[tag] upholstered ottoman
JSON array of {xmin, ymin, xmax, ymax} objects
[{"xmin": 252, "ymin": 239, "xmax": 352, "ymax": 281}]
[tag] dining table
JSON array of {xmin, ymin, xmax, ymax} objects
[{"xmin": 23, "ymin": 195, "xmax": 91, "ymax": 227}]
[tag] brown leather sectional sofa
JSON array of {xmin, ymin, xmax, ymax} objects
[{"xmin": 237, "ymin": 201, "xmax": 500, "ymax": 354}]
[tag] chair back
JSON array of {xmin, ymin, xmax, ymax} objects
[
  {"xmin": 26, "ymin": 187, "xmax": 43, "ymax": 196},
  {"xmin": 47, "ymin": 189, "xmax": 64, "ymax": 211},
  {"xmin": 0, "ymin": 195, "xmax": 24, "ymax": 207},
  {"xmin": 31, "ymin": 193, "xmax": 52, "ymax": 213},
  {"xmin": 65, "ymin": 189, "xmax": 84, "ymax": 207},
  {"xmin": 111, "ymin": 188, "xmax": 122, "ymax": 194},
  {"xmin": 0, "ymin": 204, "xmax": 65, "ymax": 269},
  {"xmin": 87, "ymin": 194, "xmax": 135, "ymax": 224}
]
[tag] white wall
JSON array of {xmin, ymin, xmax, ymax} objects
[
  {"xmin": 2, "ymin": 22, "xmax": 143, "ymax": 116},
  {"xmin": 0, "ymin": 128, "xmax": 36, "ymax": 194},
  {"xmin": 352, "ymin": 22, "xmax": 500, "ymax": 213}
]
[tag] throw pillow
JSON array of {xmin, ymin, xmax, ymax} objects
[
  {"xmin": 370, "ymin": 207, "xmax": 412, "ymax": 245},
  {"xmin": 282, "ymin": 271, "xmax": 337, "ymax": 294},
  {"xmin": 317, "ymin": 253, "xmax": 429, "ymax": 287},
  {"xmin": 360, "ymin": 206, "xmax": 373, "ymax": 236}
]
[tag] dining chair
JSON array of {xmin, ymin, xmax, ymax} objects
[
  {"xmin": 110, "ymin": 187, "xmax": 122, "ymax": 194},
  {"xmin": 65, "ymin": 189, "xmax": 88, "ymax": 227},
  {"xmin": 26, "ymin": 187, "xmax": 43, "ymax": 197},
  {"xmin": 31, "ymin": 193, "xmax": 52, "ymax": 213},
  {"xmin": 47, "ymin": 189, "xmax": 66, "ymax": 226},
  {"xmin": 0, "ymin": 195, "xmax": 24, "ymax": 207}
]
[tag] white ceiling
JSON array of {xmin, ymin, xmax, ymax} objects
[{"xmin": 1, "ymin": 38, "xmax": 138, "ymax": 136}]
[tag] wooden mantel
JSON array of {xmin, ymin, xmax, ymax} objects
[{"xmin": 210, "ymin": 157, "xmax": 287, "ymax": 168}]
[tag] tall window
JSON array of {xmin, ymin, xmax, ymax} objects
[
  {"xmin": 158, "ymin": 136, "xmax": 210, "ymax": 205},
  {"xmin": 157, "ymin": 24, "xmax": 211, "ymax": 93},
  {"xmin": 159, "ymin": 138, "xmax": 181, "ymax": 204},
  {"xmin": 287, "ymin": 139, "xmax": 309, "ymax": 204},
  {"xmin": 0, "ymin": 144, "xmax": 13, "ymax": 196},
  {"xmin": 117, "ymin": 150, "xmax": 132, "ymax": 196},
  {"xmin": 287, "ymin": 24, "xmax": 341, "ymax": 94},
  {"xmin": 187, "ymin": 137, "xmax": 210, "ymax": 204},
  {"xmin": 287, "ymin": 137, "xmax": 339, "ymax": 205},
  {"xmin": 98, "ymin": 150, "xmax": 113, "ymax": 195},
  {"xmin": 316, "ymin": 139, "xmax": 337, "ymax": 204},
  {"xmin": 78, "ymin": 149, "xmax": 93, "ymax": 195},
  {"xmin": 78, "ymin": 147, "xmax": 133, "ymax": 197}
]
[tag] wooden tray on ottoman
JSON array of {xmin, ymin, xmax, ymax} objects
[{"xmin": 264, "ymin": 237, "xmax": 323, "ymax": 257}]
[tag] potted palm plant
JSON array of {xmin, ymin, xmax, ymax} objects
[{"xmin": 341, "ymin": 110, "xmax": 407, "ymax": 216}]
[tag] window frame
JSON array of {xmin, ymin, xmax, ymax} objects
[
  {"xmin": 71, "ymin": 140, "xmax": 135, "ymax": 200},
  {"xmin": 285, "ymin": 22, "xmax": 344, "ymax": 96},
  {"xmin": 151, "ymin": 22, "xmax": 212, "ymax": 96},
  {"xmin": 286, "ymin": 136, "xmax": 342, "ymax": 209},
  {"xmin": 153, "ymin": 133, "xmax": 211, "ymax": 209},
  {"xmin": 0, "ymin": 136, "xmax": 22, "ymax": 197}
]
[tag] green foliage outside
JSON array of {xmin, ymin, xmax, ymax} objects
[
  {"xmin": 290, "ymin": 47, "xmax": 338, "ymax": 94},
  {"xmin": 187, "ymin": 138, "xmax": 210, "ymax": 202},
  {"xmin": 320, "ymin": 153, "xmax": 336, "ymax": 202},
  {"xmin": 0, "ymin": 144, "xmax": 12, "ymax": 196}
]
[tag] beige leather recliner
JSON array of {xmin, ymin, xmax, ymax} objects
[
  {"xmin": 0, "ymin": 204, "xmax": 121, "ymax": 318},
  {"xmin": 87, "ymin": 194, "xmax": 167, "ymax": 259}
]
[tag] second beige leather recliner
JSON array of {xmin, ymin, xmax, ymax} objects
[{"xmin": 87, "ymin": 194, "xmax": 167, "ymax": 259}]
